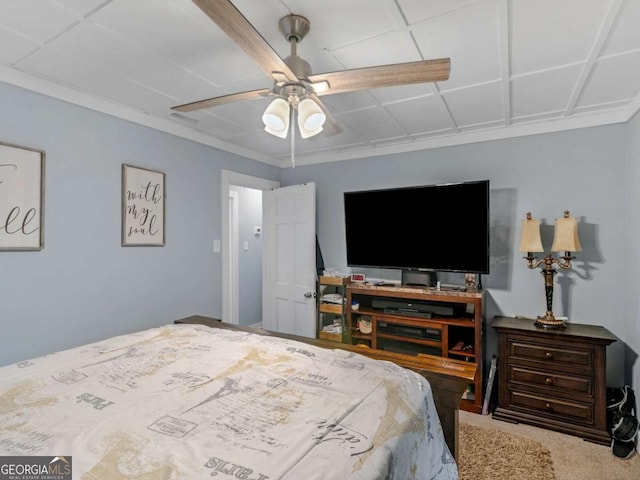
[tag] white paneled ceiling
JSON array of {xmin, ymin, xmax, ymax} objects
[{"xmin": 0, "ymin": 0, "xmax": 639, "ymax": 168}]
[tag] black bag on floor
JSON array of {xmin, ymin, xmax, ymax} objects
[{"xmin": 607, "ymin": 385, "xmax": 639, "ymax": 459}]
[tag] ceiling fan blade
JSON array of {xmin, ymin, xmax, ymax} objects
[
  {"xmin": 171, "ymin": 88, "xmax": 271, "ymax": 112},
  {"xmin": 193, "ymin": 0, "xmax": 298, "ymax": 82},
  {"xmin": 308, "ymin": 58, "xmax": 450, "ymax": 96}
]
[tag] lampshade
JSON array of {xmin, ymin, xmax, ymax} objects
[
  {"xmin": 297, "ymin": 98, "xmax": 326, "ymax": 138},
  {"xmin": 262, "ymin": 98, "xmax": 290, "ymax": 138},
  {"xmin": 519, "ymin": 212, "xmax": 544, "ymax": 253},
  {"xmin": 551, "ymin": 210, "xmax": 582, "ymax": 252},
  {"xmin": 298, "ymin": 124, "xmax": 323, "ymax": 139}
]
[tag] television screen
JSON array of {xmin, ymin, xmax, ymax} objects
[{"xmin": 343, "ymin": 180, "xmax": 490, "ymax": 274}]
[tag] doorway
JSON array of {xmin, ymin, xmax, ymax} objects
[{"xmin": 221, "ymin": 171, "xmax": 279, "ymax": 325}]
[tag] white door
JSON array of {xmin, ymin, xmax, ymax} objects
[{"xmin": 262, "ymin": 183, "xmax": 317, "ymax": 337}]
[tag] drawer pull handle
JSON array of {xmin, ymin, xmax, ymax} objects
[
  {"xmin": 545, "ymin": 377, "xmax": 553, "ymax": 385},
  {"xmin": 545, "ymin": 352, "xmax": 553, "ymax": 359},
  {"xmin": 545, "ymin": 403, "xmax": 551, "ymax": 409}
]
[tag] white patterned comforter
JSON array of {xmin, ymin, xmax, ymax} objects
[{"xmin": 0, "ymin": 323, "xmax": 458, "ymax": 479}]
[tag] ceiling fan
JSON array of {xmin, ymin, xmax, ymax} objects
[{"xmin": 172, "ymin": 0, "xmax": 451, "ymax": 141}]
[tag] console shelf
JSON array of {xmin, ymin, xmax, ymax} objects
[
  {"xmin": 346, "ymin": 283, "xmax": 484, "ymax": 414},
  {"xmin": 317, "ymin": 276, "xmax": 351, "ymax": 342}
]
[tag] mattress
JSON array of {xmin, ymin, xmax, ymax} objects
[{"xmin": 0, "ymin": 323, "xmax": 458, "ymax": 479}]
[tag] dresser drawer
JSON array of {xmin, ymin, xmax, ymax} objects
[
  {"xmin": 509, "ymin": 365, "xmax": 593, "ymax": 396},
  {"xmin": 509, "ymin": 390, "xmax": 594, "ymax": 424},
  {"xmin": 509, "ymin": 339, "xmax": 593, "ymax": 369}
]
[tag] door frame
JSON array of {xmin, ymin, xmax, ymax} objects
[
  {"xmin": 221, "ymin": 170, "xmax": 279, "ymax": 324},
  {"xmin": 227, "ymin": 190, "xmax": 239, "ymax": 325}
]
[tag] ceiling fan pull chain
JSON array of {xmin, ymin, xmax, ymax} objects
[{"xmin": 290, "ymin": 107, "xmax": 296, "ymax": 168}]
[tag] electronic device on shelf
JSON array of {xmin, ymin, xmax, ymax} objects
[
  {"xmin": 371, "ymin": 298, "xmax": 457, "ymax": 317},
  {"xmin": 383, "ymin": 308, "xmax": 433, "ymax": 319},
  {"xmin": 378, "ymin": 322, "xmax": 442, "ymax": 341},
  {"xmin": 402, "ymin": 269, "xmax": 437, "ymax": 287},
  {"xmin": 343, "ymin": 180, "xmax": 490, "ymax": 275}
]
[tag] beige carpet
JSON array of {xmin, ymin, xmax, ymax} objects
[
  {"xmin": 459, "ymin": 422, "xmax": 555, "ymax": 480},
  {"xmin": 459, "ymin": 410, "xmax": 640, "ymax": 480}
]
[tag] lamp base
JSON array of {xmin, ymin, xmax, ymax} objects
[{"xmin": 535, "ymin": 312, "xmax": 567, "ymax": 329}]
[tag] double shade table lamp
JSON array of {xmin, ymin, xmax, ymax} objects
[{"xmin": 519, "ymin": 210, "xmax": 582, "ymax": 329}]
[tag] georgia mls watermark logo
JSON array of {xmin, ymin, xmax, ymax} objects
[{"xmin": 0, "ymin": 456, "xmax": 72, "ymax": 480}]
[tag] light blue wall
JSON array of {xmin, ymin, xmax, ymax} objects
[
  {"xmin": 2, "ymin": 77, "xmax": 638, "ymax": 389},
  {"xmin": 0, "ymin": 81, "xmax": 279, "ymax": 366},
  {"xmin": 282, "ymin": 125, "xmax": 631, "ymax": 386},
  {"xmin": 231, "ymin": 185, "xmax": 263, "ymax": 326},
  {"xmin": 626, "ymin": 109, "xmax": 640, "ymax": 391}
]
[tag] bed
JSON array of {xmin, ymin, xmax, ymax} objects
[{"xmin": 0, "ymin": 316, "xmax": 476, "ymax": 479}]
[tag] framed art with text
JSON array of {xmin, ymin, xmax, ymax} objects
[
  {"xmin": 0, "ymin": 141, "xmax": 45, "ymax": 251},
  {"xmin": 122, "ymin": 164, "xmax": 165, "ymax": 246}
]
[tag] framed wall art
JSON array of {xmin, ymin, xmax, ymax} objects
[
  {"xmin": 122, "ymin": 164, "xmax": 165, "ymax": 246},
  {"xmin": 0, "ymin": 141, "xmax": 45, "ymax": 251}
]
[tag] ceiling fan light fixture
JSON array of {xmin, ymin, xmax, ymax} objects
[
  {"xmin": 262, "ymin": 98, "xmax": 290, "ymax": 134},
  {"xmin": 171, "ymin": 4, "xmax": 452, "ymax": 146},
  {"xmin": 298, "ymin": 98, "xmax": 326, "ymax": 136},
  {"xmin": 264, "ymin": 124, "xmax": 289, "ymax": 139},
  {"xmin": 298, "ymin": 124, "xmax": 323, "ymax": 139}
]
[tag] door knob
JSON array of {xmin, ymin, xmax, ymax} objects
[{"xmin": 304, "ymin": 291, "xmax": 316, "ymax": 298}]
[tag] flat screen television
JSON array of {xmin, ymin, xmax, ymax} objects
[{"xmin": 343, "ymin": 180, "xmax": 490, "ymax": 275}]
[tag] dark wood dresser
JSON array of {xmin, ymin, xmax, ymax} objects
[{"xmin": 491, "ymin": 316, "xmax": 617, "ymax": 445}]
